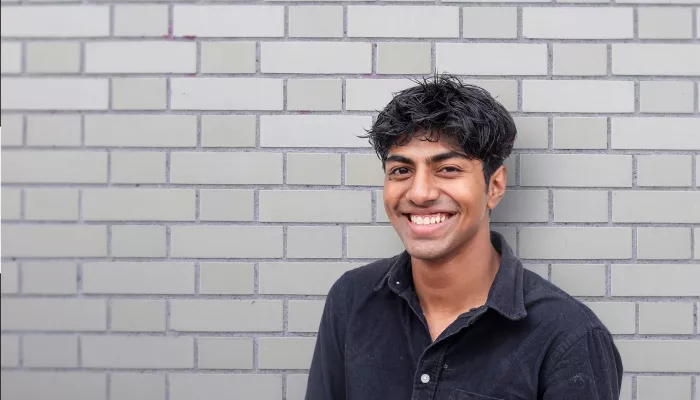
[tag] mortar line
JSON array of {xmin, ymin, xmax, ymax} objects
[
  {"xmin": 517, "ymin": 7, "xmax": 523, "ymax": 39},
  {"xmin": 106, "ymin": 373, "xmax": 112, "ymax": 400},
  {"xmin": 459, "ymin": 7, "xmax": 464, "ymax": 39}
]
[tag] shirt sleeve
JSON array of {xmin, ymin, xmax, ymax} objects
[{"xmin": 541, "ymin": 327, "xmax": 624, "ymax": 400}]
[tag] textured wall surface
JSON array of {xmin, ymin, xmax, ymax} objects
[{"xmin": 1, "ymin": 1, "xmax": 699, "ymax": 399}]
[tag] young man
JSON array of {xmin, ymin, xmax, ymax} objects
[{"xmin": 306, "ymin": 75, "xmax": 623, "ymax": 400}]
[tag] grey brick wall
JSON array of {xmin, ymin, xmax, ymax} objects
[{"xmin": 0, "ymin": 1, "xmax": 699, "ymax": 399}]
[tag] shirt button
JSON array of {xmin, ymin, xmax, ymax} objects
[{"xmin": 420, "ymin": 374, "xmax": 430, "ymax": 384}]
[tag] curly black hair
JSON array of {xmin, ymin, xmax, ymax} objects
[{"xmin": 363, "ymin": 74, "xmax": 517, "ymax": 186}]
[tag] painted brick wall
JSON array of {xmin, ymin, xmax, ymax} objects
[{"xmin": 0, "ymin": 0, "xmax": 699, "ymax": 399}]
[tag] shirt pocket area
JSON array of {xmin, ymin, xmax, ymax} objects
[{"xmin": 448, "ymin": 389, "xmax": 505, "ymax": 400}]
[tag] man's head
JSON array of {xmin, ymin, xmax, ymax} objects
[{"xmin": 365, "ymin": 75, "xmax": 517, "ymax": 262}]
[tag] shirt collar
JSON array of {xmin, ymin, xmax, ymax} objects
[{"xmin": 373, "ymin": 230, "xmax": 527, "ymax": 321}]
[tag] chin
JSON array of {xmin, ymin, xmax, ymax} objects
[{"xmin": 404, "ymin": 241, "xmax": 455, "ymax": 262}]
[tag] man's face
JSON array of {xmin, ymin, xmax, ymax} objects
[{"xmin": 383, "ymin": 134, "xmax": 505, "ymax": 262}]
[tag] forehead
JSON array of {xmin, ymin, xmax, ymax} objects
[{"xmin": 386, "ymin": 135, "xmax": 463, "ymax": 158}]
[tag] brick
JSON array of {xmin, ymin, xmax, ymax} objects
[
  {"xmin": 616, "ymin": 340, "xmax": 700, "ymax": 372},
  {"xmin": 200, "ymin": 189, "xmax": 254, "ymax": 222},
  {"xmin": 524, "ymin": 264, "xmax": 548, "ymax": 280},
  {"xmin": 260, "ymin": 262, "xmax": 360, "ymax": 295},
  {"xmin": 259, "ymin": 337, "xmax": 316, "ymax": 369},
  {"xmin": 0, "ymin": 42, "xmax": 21, "ymax": 73},
  {"xmin": 111, "ymin": 300, "xmax": 166, "ymax": 332},
  {"xmin": 520, "ymin": 227, "xmax": 632, "ymax": 259},
  {"xmin": 287, "ymin": 79, "xmax": 342, "ymax": 111},
  {"xmin": 287, "ymin": 153, "xmax": 341, "ymax": 185},
  {"xmin": 1, "ymin": 335, "xmax": 19, "ymax": 367},
  {"xmin": 24, "ymin": 335, "xmax": 78, "ymax": 367},
  {"xmin": 637, "ymin": 376, "xmax": 691, "ymax": 400},
  {"xmin": 612, "ymin": 191, "xmax": 700, "ymax": 223},
  {"xmin": 640, "ymin": 81, "xmax": 695, "ymax": 113},
  {"xmin": 437, "ymin": 44, "xmax": 547, "ymax": 75},
  {"xmin": 347, "ymin": 226, "xmax": 405, "ymax": 258},
  {"xmin": 83, "ymin": 189, "xmax": 195, "ymax": 221},
  {"xmin": 289, "ymin": 6, "xmax": 343, "ymax": 38},
  {"xmin": 0, "ymin": 372, "xmax": 106, "ymax": 400},
  {"xmin": 345, "ymin": 153, "xmax": 384, "ymax": 186},
  {"xmin": 83, "ymin": 262, "xmax": 195, "ymax": 294},
  {"xmin": 0, "ymin": 6, "xmax": 109, "ymax": 37},
  {"xmin": 260, "ymin": 190, "xmax": 371, "ymax": 223},
  {"xmin": 112, "ymin": 152, "xmax": 167, "ymax": 184},
  {"xmin": 112, "ymin": 78, "xmax": 167, "ymax": 110},
  {"xmin": 25, "ymin": 188, "xmax": 78, "ymax": 221},
  {"xmin": 0, "ymin": 115, "xmax": 23, "ymax": 146},
  {"xmin": 26, "ymin": 114, "xmax": 81, "ymax": 146},
  {"xmin": 554, "ymin": 190, "xmax": 608, "ymax": 223},
  {"xmin": 174, "ymin": 5, "xmax": 284, "ymax": 37},
  {"xmin": 171, "ymin": 152, "xmax": 282, "ymax": 184},
  {"xmin": 377, "ymin": 190, "xmax": 390, "ymax": 222},
  {"xmin": 553, "ymin": 117, "xmax": 608, "ymax": 150},
  {"xmin": 521, "ymin": 154, "xmax": 632, "ymax": 187},
  {"xmin": 171, "ymin": 300, "xmax": 282, "ymax": 332},
  {"xmin": 345, "ymin": 78, "xmax": 414, "ymax": 111},
  {"xmin": 612, "ymin": 118, "xmax": 700, "ymax": 150},
  {"xmin": 82, "ymin": 336, "xmax": 193, "ymax": 369},
  {"xmin": 696, "ymin": 228, "xmax": 699, "ymax": 260},
  {"xmin": 620, "ymin": 377, "xmax": 633, "ymax": 400},
  {"xmin": 492, "ymin": 227, "xmax": 517, "ymax": 250},
  {"xmin": 638, "ymin": 8, "xmax": 693, "ymax": 39},
  {"xmin": 287, "ymin": 374, "xmax": 309, "ymax": 400},
  {"xmin": 198, "ymin": 337, "xmax": 253, "ymax": 369},
  {"xmin": 114, "ymin": 5, "xmax": 168, "ymax": 37},
  {"xmin": 1, "ymin": 189, "xmax": 21, "ymax": 220},
  {"xmin": 170, "ymin": 374, "xmax": 282, "ymax": 400},
  {"xmin": 523, "ymin": 80, "xmax": 634, "ymax": 113},
  {"xmin": 171, "ymin": 226, "xmax": 283, "ymax": 258},
  {"xmin": 2, "ymin": 225, "xmax": 107, "ymax": 258},
  {"xmin": 86, "ymin": 115, "xmax": 197, "ymax": 148},
  {"xmin": 551, "ymin": 264, "xmax": 606, "ymax": 296},
  {"xmin": 1, "ymin": 263, "xmax": 19, "ymax": 294},
  {"xmin": 553, "ymin": 44, "xmax": 607, "ymax": 76},
  {"xmin": 201, "ymin": 115, "xmax": 256, "ymax": 148},
  {"xmin": 583, "ymin": 302, "xmax": 636, "ymax": 334},
  {"xmin": 200, "ymin": 42, "xmax": 256, "ymax": 74},
  {"xmin": 1, "ymin": 78, "xmax": 108, "ymax": 110},
  {"xmin": 639, "ymin": 155, "xmax": 692, "ymax": 188},
  {"xmin": 23, "ymin": 261, "xmax": 77, "ymax": 294},
  {"xmin": 523, "ymin": 8, "xmax": 632, "ymax": 38},
  {"xmin": 199, "ymin": 263, "xmax": 254, "ymax": 294},
  {"xmin": 262, "ymin": 42, "xmax": 371, "ymax": 73},
  {"xmin": 287, "ymin": 226, "xmax": 343, "ymax": 259},
  {"xmin": 111, "ymin": 373, "xmax": 165, "ymax": 400},
  {"xmin": 377, "ymin": 43, "xmax": 431, "ymax": 75},
  {"xmin": 492, "ymin": 190, "xmax": 549, "ymax": 223},
  {"xmin": 461, "ymin": 80, "xmax": 520, "ymax": 111},
  {"xmin": 612, "ymin": 44, "xmax": 700, "ymax": 75},
  {"xmin": 111, "ymin": 225, "xmax": 166, "ymax": 258},
  {"xmin": 348, "ymin": 6, "xmax": 459, "ymax": 38},
  {"xmin": 289, "ymin": 300, "xmax": 325, "ymax": 333},
  {"xmin": 612, "ymin": 264, "xmax": 700, "ymax": 296},
  {"xmin": 513, "ymin": 117, "xmax": 548, "ymax": 149},
  {"xmin": 618, "ymin": 0, "xmax": 700, "ymax": 3},
  {"xmin": 463, "ymin": 7, "xmax": 517, "ymax": 38},
  {"xmin": 26, "ymin": 42, "xmax": 80, "ymax": 73},
  {"xmin": 0, "ymin": 299, "xmax": 106, "ymax": 331},
  {"xmin": 639, "ymin": 302, "xmax": 694, "ymax": 334},
  {"xmin": 171, "ymin": 78, "xmax": 283, "ymax": 110},
  {"xmin": 261, "ymin": 115, "xmax": 371, "ymax": 148}
]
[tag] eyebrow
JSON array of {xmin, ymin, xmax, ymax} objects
[{"xmin": 384, "ymin": 151, "xmax": 471, "ymax": 166}]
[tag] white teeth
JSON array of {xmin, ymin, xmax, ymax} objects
[
  {"xmin": 441, "ymin": 215, "xmax": 446, "ymax": 222},
  {"xmin": 431, "ymin": 217, "xmax": 436, "ymax": 224},
  {"xmin": 410, "ymin": 213, "xmax": 451, "ymax": 225}
]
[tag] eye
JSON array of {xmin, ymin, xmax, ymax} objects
[
  {"xmin": 389, "ymin": 167, "xmax": 411, "ymax": 176},
  {"xmin": 439, "ymin": 166, "xmax": 462, "ymax": 173}
]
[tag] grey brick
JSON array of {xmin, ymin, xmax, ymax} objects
[
  {"xmin": 638, "ymin": 7, "xmax": 693, "ymax": 39},
  {"xmin": 171, "ymin": 78, "xmax": 283, "ymax": 110},
  {"xmin": 696, "ymin": 228, "xmax": 699, "ymax": 260},
  {"xmin": 84, "ymin": 188, "xmax": 195, "ymax": 221},
  {"xmin": 637, "ymin": 376, "xmax": 691, "ymax": 400},
  {"xmin": 521, "ymin": 155, "xmax": 632, "ymax": 187},
  {"xmin": 612, "ymin": 191, "xmax": 700, "ymax": 223},
  {"xmin": 465, "ymin": 80, "xmax": 519, "ymax": 112},
  {"xmin": 492, "ymin": 227, "xmax": 516, "ymax": 250},
  {"xmin": 259, "ymin": 190, "xmax": 371, "ymax": 223},
  {"xmin": 289, "ymin": 300, "xmax": 325, "ymax": 333},
  {"xmin": 552, "ymin": 117, "xmax": 608, "ymax": 150},
  {"xmin": 258, "ymin": 337, "xmax": 316, "ymax": 369},
  {"xmin": 2, "ymin": 225, "xmax": 108, "ymax": 258},
  {"xmin": 346, "ymin": 79, "xmax": 414, "ymax": 111},
  {"xmin": 347, "ymin": 226, "xmax": 405, "ymax": 259},
  {"xmin": 520, "ymin": 227, "xmax": 632, "ymax": 259},
  {"xmin": 26, "ymin": 114, "xmax": 81, "ymax": 146},
  {"xmin": 199, "ymin": 262, "xmax": 255, "ymax": 295},
  {"xmin": 259, "ymin": 262, "xmax": 360, "ymax": 295},
  {"xmin": 637, "ymin": 154, "xmax": 692, "ymax": 187},
  {"xmin": 171, "ymin": 226, "xmax": 283, "ymax": 258},
  {"xmin": 2, "ymin": 78, "xmax": 108, "ymax": 111},
  {"xmin": 551, "ymin": 264, "xmax": 606, "ymax": 296},
  {"xmin": 0, "ymin": 372, "xmax": 106, "ymax": 400},
  {"xmin": 83, "ymin": 262, "xmax": 195, "ymax": 294},
  {"xmin": 114, "ymin": 5, "xmax": 168, "ymax": 37},
  {"xmin": 583, "ymin": 302, "xmax": 636, "ymax": 334},
  {"xmin": 637, "ymin": 227, "xmax": 691, "ymax": 260},
  {"xmin": 170, "ymin": 152, "xmax": 283, "ymax": 184},
  {"xmin": 513, "ymin": 117, "xmax": 548, "ymax": 149},
  {"xmin": 376, "ymin": 190, "xmax": 390, "ymax": 222},
  {"xmin": 26, "ymin": 41, "xmax": 80, "ymax": 73},
  {"xmin": 287, "ymin": 79, "xmax": 342, "ymax": 111},
  {"xmin": 86, "ymin": 42, "xmax": 195, "ymax": 73},
  {"xmin": 287, "ymin": 374, "xmax": 309, "ymax": 400},
  {"xmin": 0, "ymin": 299, "xmax": 106, "ymax": 331},
  {"xmin": 170, "ymin": 374, "xmax": 282, "ymax": 400},
  {"xmin": 112, "ymin": 78, "xmax": 167, "ymax": 111},
  {"xmin": 1, "ymin": 189, "xmax": 20, "ymax": 220},
  {"xmin": 1, "ymin": 42, "xmax": 21, "ymax": 73},
  {"xmin": 289, "ymin": 6, "xmax": 343, "ymax": 38},
  {"xmin": 462, "ymin": 7, "xmax": 517, "ymax": 38},
  {"xmin": 0, "ymin": 263, "xmax": 19, "ymax": 294},
  {"xmin": 2, "ymin": 150, "xmax": 108, "ymax": 184},
  {"xmin": 524, "ymin": 264, "xmax": 548, "ymax": 280},
  {"xmin": 0, "ymin": 115, "xmax": 23, "ymax": 146},
  {"xmin": 171, "ymin": 300, "xmax": 283, "ymax": 332},
  {"xmin": 201, "ymin": 115, "xmax": 256, "ymax": 148},
  {"xmin": 111, "ymin": 225, "xmax": 167, "ymax": 258},
  {"xmin": 376, "ymin": 43, "xmax": 432, "ymax": 74},
  {"xmin": 523, "ymin": 80, "xmax": 633, "ymax": 113},
  {"xmin": 553, "ymin": 190, "xmax": 608, "ymax": 223},
  {"xmin": 197, "ymin": 337, "xmax": 253, "ymax": 369},
  {"xmin": 345, "ymin": 153, "xmax": 384, "ymax": 186},
  {"xmin": 24, "ymin": 335, "xmax": 78, "ymax": 367},
  {"xmin": 492, "ymin": 190, "xmax": 549, "ymax": 223},
  {"xmin": 612, "ymin": 264, "xmax": 700, "ymax": 296},
  {"xmin": 111, "ymin": 373, "xmax": 166, "ymax": 400},
  {"xmin": 23, "ymin": 261, "xmax": 77, "ymax": 294},
  {"xmin": 553, "ymin": 44, "xmax": 607, "ymax": 76},
  {"xmin": 640, "ymin": 81, "xmax": 694, "ymax": 113},
  {"xmin": 260, "ymin": 115, "xmax": 372, "ymax": 148},
  {"xmin": 200, "ymin": 42, "xmax": 256, "ymax": 74},
  {"xmin": 287, "ymin": 153, "xmax": 341, "ymax": 185},
  {"xmin": 287, "ymin": 226, "xmax": 343, "ymax": 259},
  {"xmin": 111, "ymin": 300, "xmax": 166, "ymax": 332},
  {"xmin": 1, "ymin": 335, "xmax": 19, "ymax": 367},
  {"xmin": 82, "ymin": 336, "xmax": 193, "ymax": 369},
  {"xmin": 200, "ymin": 189, "xmax": 254, "ymax": 222},
  {"xmin": 85, "ymin": 115, "xmax": 197, "ymax": 148},
  {"xmin": 25, "ymin": 188, "xmax": 79, "ymax": 221},
  {"xmin": 612, "ymin": 118, "xmax": 700, "ymax": 150},
  {"xmin": 639, "ymin": 302, "xmax": 694, "ymax": 334},
  {"xmin": 620, "ymin": 377, "xmax": 633, "ymax": 400},
  {"xmin": 112, "ymin": 152, "xmax": 167, "ymax": 184},
  {"xmin": 616, "ymin": 340, "xmax": 700, "ymax": 372}
]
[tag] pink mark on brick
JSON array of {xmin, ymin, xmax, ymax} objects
[
  {"xmin": 182, "ymin": 35, "xmax": 197, "ymax": 40},
  {"xmin": 298, "ymin": 110, "xmax": 311, "ymax": 115},
  {"xmin": 186, "ymin": 74, "xmax": 196, "ymax": 77}
]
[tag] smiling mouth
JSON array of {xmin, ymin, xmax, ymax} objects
[{"xmin": 406, "ymin": 213, "xmax": 455, "ymax": 226}]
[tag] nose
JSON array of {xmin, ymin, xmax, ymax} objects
[{"xmin": 405, "ymin": 168, "xmax": 439, "ymax": 205}]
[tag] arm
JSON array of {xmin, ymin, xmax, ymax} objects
[{"xmin": 541, "ymin": 328, "xmax": 623, "ymax": 400}]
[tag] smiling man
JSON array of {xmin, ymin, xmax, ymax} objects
[{"xmin": 306, "ymin": 75, "xmax": 623, "ymax": 400}]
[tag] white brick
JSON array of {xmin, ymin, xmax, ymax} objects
[
  {"xmin": 86, "ymin": 115, "xmax": 196, "ymax": 148},
  {"xmin": 0, "ymin": 115, "xmax": 23, "ymax": 146},
  {"xmin": 259, "ymin": 262, "xmax": 360, "ymax": 295},
  {"xmin": 198, "ymin": 338, "xmax": 253, "ymax": 369},
  {"xmin": 111, "ymin": 152, "xmax": 167, "ymax": 184},
  {"xmin": 345, "ymin": 153, "xmax": 384, "ymax": 186},
  {"xmin": 612, "ymin": 118, "xmax": 700, "ymax": 150},
  {"xmin": 347, "ymin": 226, "xmax": 405, "ymax": 258},
  {"xmin": 2, "ymin": 189, "xmax": 21, "ymax": 220},
  {"xmin": 258, "ymin": 337, "xmax": 315, "ymax": 369},
  {"xmin": 618, "ymin": 0, "xmax": 700, "ymax": 3},
  {"xmin": 639, "ymin": 302, "xmax": 694, "ymax": 334},
  {"xmin": 170, "ymin": 152, "xmax": 283, "ymax": 184},
  {"xmin": 583, "ymin": 302, "xmax": 636, "ymax": 334},
  {"xmin": 23, "ymin": 261, "xmax": 77, "ymax": 294},
  {"xmin": 174, "ymin": 5, "xmax": 284, "ymax": 37},
  {"xmin": 83, "ymin": 262, "xmax": 194, "ymax": 294},
  {"xmin": 612, "ymin": 264, "xmax": 700, "ymax": 296},
  {"xmin": 513, "ymin": 117, "xmax": 548, "ymax": 149},
  {"xmin": 27, "ymin": 115, "xmax": 81, "ymax": 146},
  {"xmin": 170, "ymin": 374, "xmax": 281, "ymax": 400},
  {"xmin": 24, "ymin": 335, "xmax": 78, "ymax": 367},
  {"xmin": 199, "ymin": 263, "xmax": 254, "ymax": 295},
  {"xmin": 171, "ymin": 78, "xmax": 283, "ymax": 111},
  {"xmin": 262, "ymin": 42, "xmax": 370, "ymax": 73},
  {"xmin": 261, "ymin": 116, "xmax": 371, "ymax": 148},
  {"xmin": 520, "ymin": 227, "xmax": 632, "ymax": 259},
  {"xmin": 0, "ymin": 372, "xmax": 106, "ymax": 400},
  {"xmin": 553, "ymin": 117, "xmax": 608, "ymax": 150},
  {"xmin": 554, "ymin": 190, "xmax": 608, "ymax": 222},
  {"xmin": 112, "ymin": 78, "xmax": 167, "ymax": 111},
  {"xmin": 171, "ymin": 226, "xmax": 283, "ymax": 258},
  {"xmin": 111, "ymin": 225, "xmax": 166, "ymax": 258},
  {"xmin": 82, "ymin": 336, "xmax": 193, "ymax": 369},
  {"xmin": 2, "ymin": 151, "xmax": 107, "ymax": 183},
  {"xmin": 287, "ymin": 79, "xmax": 342, "ymax": 111},
  {"xmin": 637, "ymin": 155, "xmax": 692, "ymax": 187},
  {"xmin": 640, "ymin": 81, "xmax": 695, "ymax": 113},
  {"xmin": 612, "ymin": 44, "xmax": 700, "ymax": 75},
  {"xmin": 289, "ymin": 300, "xmax": 325, "ymax": 332},
  {"xmin": 287, "ymin": 153, "xmax": 341, "ymax": 185},
  {"xmin": 201, "ymin": 42, "xmax": 256, "ymax": 74},
  {"xmin": 259, "ymin": 190, "xmax": 371, "ymax": 223},
  {"xmin": 467, "ymin": 80, "xmax": 519, "ymax": 111},
  {"xmin": 523, "ymin": 80, "xmax": 634, "ymax": 113},
  {"xmin": 86, "ymin": 42, "xmax": 194, "ymax": 73},
  {"xmin": 2, "ymin": 225, "xmax": 107, "ymax": 258},
  {"xmin": 289, "ymin": 6, "xmax": 343, "ymax": 38},
  {"xmin": 551, "ymin": 264, "xmax": 606, "ymax": 296},
  {"xmin": 617, "ymin": 341, "xmax": 700, "ymax": 372},
  {"xmin": 553, "ymin": 44, "xmax": 607, "ymax": 76},
  {"xmin": 25, "ymin": 188, "xmax": 79, "ymax": 221},
  {"xmin": 288, "ymin": 375, "xmax": 309, "ymax": 400},
  {"xmin": 111, "ymin": 373, "xmax": 165, "ymax": 400},
  {"xmin": 346, "ymin": 79, "xmax": 414, "ymax": 111},
  {"xmin": 1, "ymin": 78, "xmax": 108, "ymax": 110},
  {"xmin": 0, "ymin": 6, "xmax": 109, "ymax": 37},
  {"xmin": 612, "ymin": 191, "xmax": 700, "ymax": 223},
  {"xmin": 26, "ymin": 42, "xmax": 80, "ymax": 73},
  {"xmin": 523, "ymin": 8, "xmax": 633, "ymax": 39},
  {"xmin": 287, "ymin": 226, "xmax": 343, "ymax": 259},
  {"xmin": 1, "ymin": 335, "xmax": 19, "ymax": 367},
  {"xmin": 348, "ymin": 6, "xmax": 459, "ymax": 38},
  {"xmin": 524, "ymin": 264, "xmax": 548, "ymax": 280},
  {"xmin": 639, "ymin": 7, "xmax": 693, "ymax": 39},
  {"xmin": 1, "ymin": 299, "xmax": 107, "ymax": 331},
  {"xmin": 201, "ymin": 115, "xmax": 256, "ymax": 148},
  {"xmin": 114, "ymin": 5, "xmax": 168, "ymax": 37},
  {"xmin": 462, "ymin": 7, "xmax": 517, "ymax": 38},
  {"xmin": 83, "ymin": 189, "xmax": 195, "ymax": 221},
  {"xmin": 521, "ymin": 154, "xmax": 632, "ymax": 187},
  {"xmin": 0, "ymin": 42, "xmax": 21, "ymax": 73},
  {"xmin": 492, "ymin": 190, "xmax": 549, "ymax": 223},
  {"xmin": 171, "ymin": 300, "xmax": 283, "ymax": 332},
  {"xmin": 200, "ymin": 189, "xmax": 254, "ymax": 222},
  {"xmin": 377, "ymin": 43, "xmax": 432, "ymax": 75},
  {"xmin": 437, "ymin": 44, "xmax": 547, "ymax": 75},
  {"xmin": 637, "ymin": 376, "xmax": 692, "ymax": 400},
  {"xmin": 1, "ymin": 263, "xmax": 19, "ymax": 294}
]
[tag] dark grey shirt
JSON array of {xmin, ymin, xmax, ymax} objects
[{"xmin": 306, "ymin": 231, "xmax": 623, "ymax": 400}]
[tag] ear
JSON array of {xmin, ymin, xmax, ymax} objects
[{"xmin": 486, "ymin": 165, "xmax": 507, "ymax": 211}]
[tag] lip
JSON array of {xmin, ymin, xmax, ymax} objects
[{"xmin": 403, "ymin": 213, "xmax": 455, "ymax": 237}]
